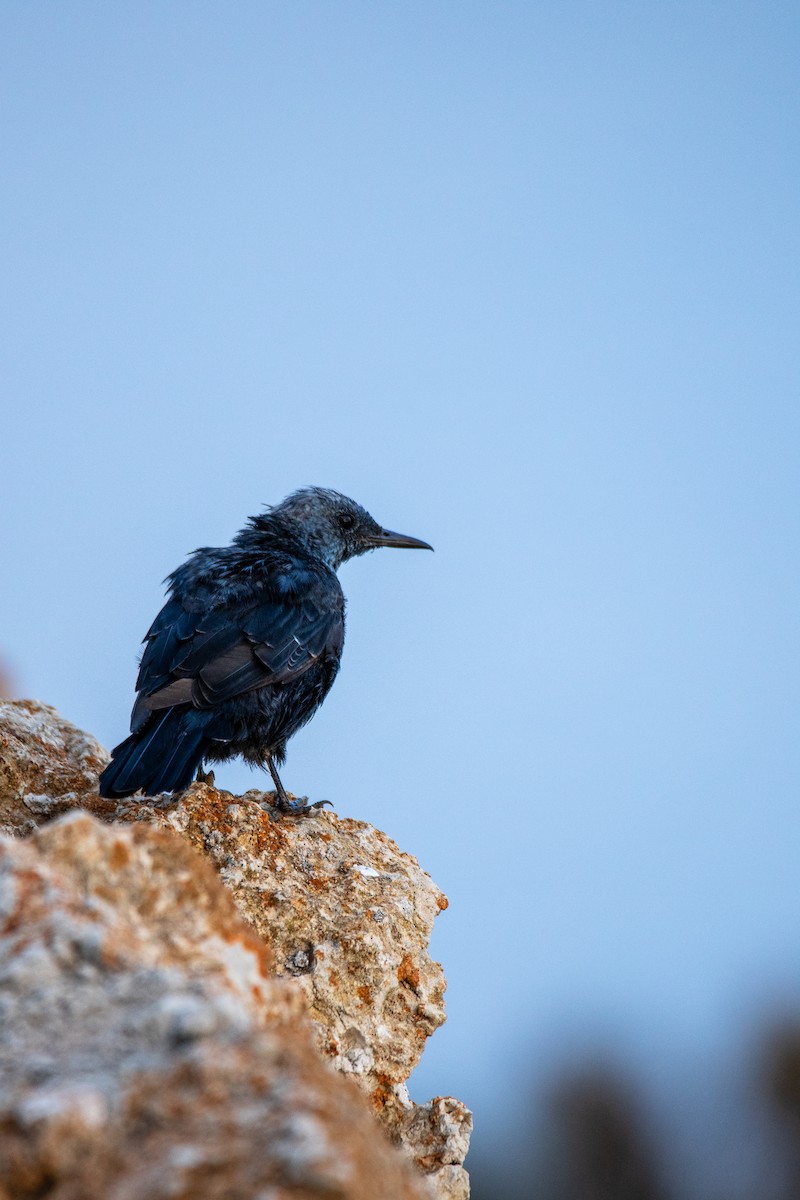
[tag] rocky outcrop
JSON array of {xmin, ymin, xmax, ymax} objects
[
  {"xmin": 0, "ymin": 811, "xmax": 429, "ymax": 1199},
  {"xmin": 0, "ymin": 700, "xmax": 471, "ymax": 1199},
  {"xmin": 0, "ymin": 700, "xmax": 109, "ymax": 825}
]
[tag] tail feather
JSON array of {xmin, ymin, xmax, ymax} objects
[
  {"xmin": 99, "ymin": 707, "xmax": 207, "ymax": 798},
  {"xmin": 109, "ymin": 710, "xmax": 174, "ymax": 794},
  {"xmin": 143, "ymin": 722, "xmax": 206, "ymax": 795}
]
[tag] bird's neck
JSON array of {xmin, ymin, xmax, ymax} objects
[{"xmin": 234, "ymin": 517, "xmax": 338, "ymax": 571}]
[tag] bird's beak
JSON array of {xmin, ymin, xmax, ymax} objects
[{"xmin": 367, "ymin": 528, "xmax": 434, "ymax": 551}]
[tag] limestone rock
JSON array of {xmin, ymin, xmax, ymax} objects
[
  {"xmin": 0, "ymin": 699, "xmax": 109, "ymax": 833},
  {"xmin": 0, "ymin": 699, "xmax": 472, "ymax": 1197},
  {"xmin": 393, "ymin": 1098, "xmax": 473, "ymax": 1200},
  {"xmin": 0, "ymin": 813, "xmax": 428, "ymax": 1198}
]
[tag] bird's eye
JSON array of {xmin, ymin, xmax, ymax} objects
[{"xmin": 337, "ymin": 512, "xmax": 356, "ymax": 531}]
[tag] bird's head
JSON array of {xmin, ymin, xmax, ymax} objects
[{"xmin": 271, "ymin": 487, "xmax": 433, "ymax": 570}]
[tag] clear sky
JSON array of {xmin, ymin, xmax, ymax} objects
[{"xmin": 2, "ymin": 1, "xmax": 799, "ymax": 1183}]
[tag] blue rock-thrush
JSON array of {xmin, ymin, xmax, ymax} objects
[{"xmin": 98, "ymin": 487, "xmax": 432, "ymax": 810}]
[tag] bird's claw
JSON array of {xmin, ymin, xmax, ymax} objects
[
  {"xmin": 195, "ymin": 765, "xmax": 216, "ymax": 786},
  {"xmin": 270, "ymin": 794, "xmax": 332, "ymax": 818}
]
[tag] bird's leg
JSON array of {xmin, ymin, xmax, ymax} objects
[
  {"xmin": 195, "ymin": 764, "xmax": 215, "ymax": 786},
  {"xmin": 266, "ymin": 755, "xmax": 330, "ymax": 817}
]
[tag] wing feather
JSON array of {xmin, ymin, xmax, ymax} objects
[{"xmin": 131, "ymin": 584, "xmax": 344, "ymax": 727}]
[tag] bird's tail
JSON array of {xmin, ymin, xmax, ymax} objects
[{"xmin": 98, "ymin": 707, "xmax": 208, "ymax": 798}]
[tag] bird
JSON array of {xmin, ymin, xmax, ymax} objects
[{"xmin": 98, "ymin": 487, "xmax": 433, "ymax": 811}]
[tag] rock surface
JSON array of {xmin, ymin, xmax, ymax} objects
[
  {"xmin": 0, "ymin": 699, "xmax": 472, "ymax": 1199},
  {"xmin": 0, "ymin": 813, "xmax": 429, "ymax": 1199},
  {"xmin": 0, "ymin": 699, "xmax": 108, "ymax": 826}
]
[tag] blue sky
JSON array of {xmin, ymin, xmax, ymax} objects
[{"xmin": 2, "ymin": 1, "xmax": 799, "ymax": 1177}]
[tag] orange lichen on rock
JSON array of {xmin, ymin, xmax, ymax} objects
[{"xmin": 398, "ymin": 953, "xmax": 421, "ymax": 993}]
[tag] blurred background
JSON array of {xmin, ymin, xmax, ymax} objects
[{"xmin": 2, "ymin": 3, "xmax": 799, "ymax": 1195}]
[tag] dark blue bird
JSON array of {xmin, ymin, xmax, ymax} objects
[{"xmin": 98, "ymin": 487, "xmax": 432, "ymax": 809}]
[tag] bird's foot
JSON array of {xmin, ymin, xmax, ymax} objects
[
  {"xmin": 262, "ymin": 756, "xmax": 330, "ymax": 817},
  {"xmin": 268, "ymin": 792, "xmax": 332, "ymax": 818},
  {"xmin": 195, "ymin": 765, "xmax": 216, "ymax": 786}
]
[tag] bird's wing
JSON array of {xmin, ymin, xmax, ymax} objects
[{"xmin": 131, "ymin": 592, "xmax": 344, "ymax": 729}]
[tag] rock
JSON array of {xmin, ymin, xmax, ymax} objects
[
  {"xmin": 0, "ymin": 813, "xmax": 429, "ymax": 1199},
  {"xmin": 0, "ymin": 699, "xmax": 109, "ymax": 834},
  {"xmin": 0, "ymin": 699, "xmax": 472, "ymax": 1198}
]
